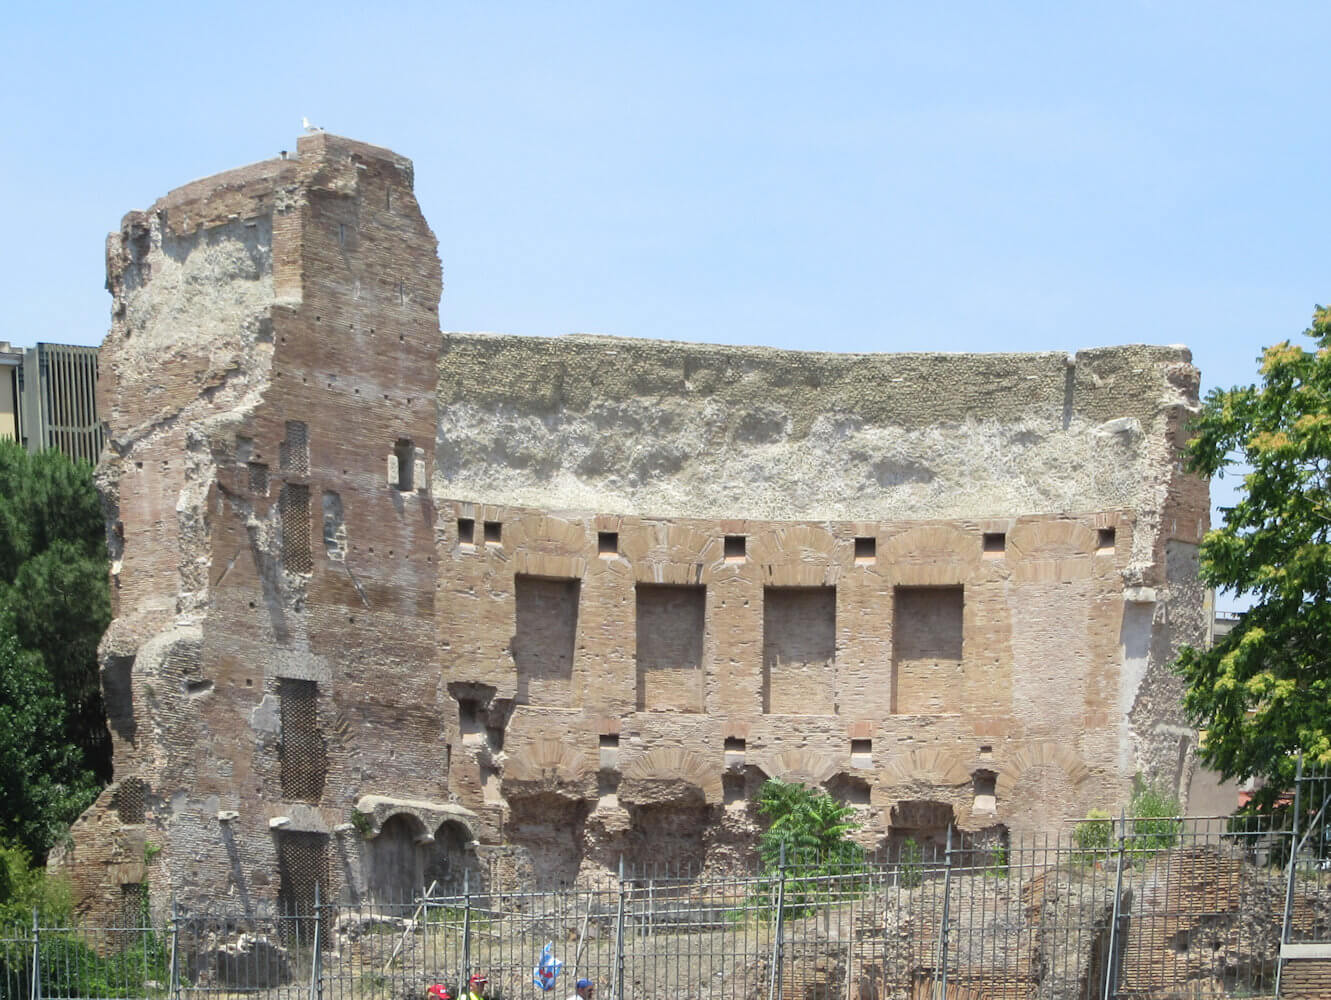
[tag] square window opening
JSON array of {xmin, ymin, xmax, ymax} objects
[
  {"xmin": 983, "ymin": 532, "xmax": 1006, "ymax": 556},
  {"xmin": 723, "ymin": 535, "xmax": 746, "ymax": 561},
  {"xmin": 457, "ymin": 518, "xmax": 475, "ymax": 545},
  {"xmin": 598, "ymin": 531, "xmax": 619, "ymax": 557},
  {"xmin": 1097, "ymin": 527, "xmax": 1116, "ymax": 552},
  {"xmin": 854, "ymin": 536, "xmax": 876, "ymax": 562},
  {"xmin": 484, "ymin": 521, "xmax": 502, "ymax": 544}
]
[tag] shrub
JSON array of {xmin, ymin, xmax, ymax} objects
[
  {"xmin": 1073, "ymin": 809, "xmax": 1113, "ymax": 853},
  {"xmin": 1127, "ymin": 782, "xmax": 1183, "ymax": 855}
]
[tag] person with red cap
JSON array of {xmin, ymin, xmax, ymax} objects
[
  {"xmin": 465, "ymin": 973, "xmax": 489, "ymax": 1000},
  {"xmin": 427, "ymin": 985, "xmax": 454, "ymax": 1000}
]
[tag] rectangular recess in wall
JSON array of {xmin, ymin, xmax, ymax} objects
[
  {"xmin": 724, "ymin": 535, "xmax": 746, "ymax": 561},
  {"xmin": 484, "ymin": 521, "xmax": 502, "ymax": 545},
  {"xmin": 392, "ymin": 438, "xmax": 414, "ymax": 491},
  {"xmin": 1097, "ymin": 527, "xmax": 1116, "ymax": 553},
  {"xmin": 982, "ymin": 532, "xmax": 1006, "ymax": 558},
  {"xmin": 279, "ymin": 484, "xmax": 312, "ymax": 575},
  {"xmin": 598, "ymin": 531, "xmax": 619, "ymax": 557},
  {"xmin": 457, "ymin": 518, "xmax": 475, "ymax": 546},
  {"xmin": 892, "ymin": 586, "xmax": 963, "ymax": 715},
  {"xmin": 279, "ymin": 420, "xmax": 309, "ymax": 476},
  {"xmin": 635, "ymin": 584, "xmax": 705, "ymax": 713},
  {"xmin": 854, "ymin": 536, "xmax": 876, "ymax": 563},
  {"xmin": 599, "ymin": 733, "xmax": 619, "ymax": 769},
  {"xmin": 724, "ymin": 736, "xmax": 746, "ymax": 768},
  {"xmin": 278, "ymin": 678, "xmax": 327, "ymax": 802},
  {"xmin": 248, "ymin": 462, "xmax": 270, "ymax": 496},
  {"xmin": 850, "ymin": 738, "xmax": 873, "ymax": 767},
  {"xmin": 762, "ymin": 586, "xmax": 836, "ymax": 715},
  {"xmin": 513, "ymin": 575, "xmax": 580, "ymax": 706},
  {"xmin": 276, "ymin": 830, "xmax": 330, "ymax": 929}
]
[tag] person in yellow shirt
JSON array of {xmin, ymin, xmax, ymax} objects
[{"xmin": 465, "ymin": 973, "xmax": 488, "ymax": 1000}]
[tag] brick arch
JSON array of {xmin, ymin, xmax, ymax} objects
[
  {"xmin": 504, "ymin": 737, "xmax": 587, "ymax": 783},
  {"xmin": 882, "ymin": 525, "xmax": 980, "ymax": 565},
  {"xmin": 503, "ymin": 738, "xmax": 594, "ymax": 800},
  {"xmin": 620, "ymin": 748, "xmax": 722, "ymax": 805},
  {"xmin": 376, "ymin": 810, "xmax": 431, "ymax": 841},
  {"xmin": 622, "ymin": 522, "xmax": 721, "ymax": 568},
  {"xmin": 879, "ymin": 749, "xmax": 972, "ymax": 789},
  {"xmin": 1007, "ymin": 520, "xmax": 1097, "ymax": 560},
  {"xmin": 749, "ymin": 524, "xmax": 839, "ymax": 565},
  {"xmin": 354, "ymin": 795, "xmax": 478, "ymax": 842},
  {"xmin": 502, "ymin": 514, "xmax": 587, "ymax": 552},
  {"xmin": 1007, "ymin": 520, "xmax": 1097, "ymax": 582},
  {"xmin": 994, "ymin": 742, "xmax": 1093, "ymax": 800},
  {"xmin": 503, "ymin": 514, "xmax": 589, "ymax": 579},
  {"xmin": 762, "ymin": 749, "xmax": 841, "ymax": 788}
]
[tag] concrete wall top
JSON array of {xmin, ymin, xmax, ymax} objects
[{"xmin": 435, "ymin": 333, "xmax": 1199, "ymax": 522}]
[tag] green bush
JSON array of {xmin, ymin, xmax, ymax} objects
[
  {"xmin": 751, "ymin": 779, "xmax": 868, "ymax": 918},
  {"xmin": 1126, "ymin": 782, "xmax": 1183, "ymax": 855},
  {"xmin": 0, "ymin": 841, "xmax": 71, "ymax": 925},
  {"xmin": 898, "ymin": 838, "xmax": 923, "ymax": 889},
  {"xmin": 755, "ymin": 778, "xmax": 864, "ymax": 875},
  {"xmin": 1073, "ymin": 809, "xmax": 1113, "ymax": 853}
]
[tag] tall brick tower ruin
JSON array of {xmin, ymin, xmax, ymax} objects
[{"xmin": 57, "ymin": 134, "xmax": 1210, "ymax": 921}]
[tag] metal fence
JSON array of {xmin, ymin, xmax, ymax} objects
[{"xmin": 5, "ymin": 810, "xmax": 1331, "ymax": 1000}]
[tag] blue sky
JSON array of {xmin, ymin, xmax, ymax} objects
[{"xmin": 4, "ymin": 3, "xmax": 1326, "ymax": 610}]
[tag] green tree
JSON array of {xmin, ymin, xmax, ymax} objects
[
  {"xmin": 0, "ymin": 636, "xmax": 99, "ymax": 858},
  {"xmin": 1174, "ymin": 307, "xmax": 1331, "ymax": 802},
  {"xmin": 0, "ymin": 440, "xmax": 110, "ymax": 858},
  {"xmin": 754, "ymin": 778, "xmax": 864, "ymax": 872}
]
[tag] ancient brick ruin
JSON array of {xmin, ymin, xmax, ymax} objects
[{"xmin": 56, "ymin": 133, "xmax": 1210, "ymax": 920}]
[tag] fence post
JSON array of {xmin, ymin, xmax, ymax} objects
[
  {"xmin": 309, "ymin": 882, "xmax": 322, "ymax": 1000},
  {"xmin": 936, "ymin": 826, "xmax": 953, "ymax": 1000},
  {"xmin": 613, "ymin": 856, "xmax": 627, "ymax": 1000},
  {"xmin": 459, "ymin": 868, "xmax": 472, "ymax": 1000},
  {"xmin": 1102, "ymin": 810, "xmax": 1127, "ymax": 1000},
  {"xmin": 29, "ymin": 908, "xmax": 39, "ymax": 1000},
  {"xmin": 1276, "ymin": 751, "xmax": 1305, "ymax": 998},
  {"xmin": 768, "ymin": 841, "xmax": 787, "ymax": 1000},
  {"xmin": 168, "ymin": 899, "xmax": 181, "ymax": 1000},
  {"xmin": 422, "ymin": 885, "xmax": 431, "ymax": 980}
]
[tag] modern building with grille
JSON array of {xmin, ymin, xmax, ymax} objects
[{"xmin": 0, "ymin": 339, "xmax": 104, "ymax": 463}]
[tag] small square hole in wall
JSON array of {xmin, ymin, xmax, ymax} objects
[
  {"xmin": 457, "ymin": 518, "xmax": 475, "ymax": 546},
  {"xmin": 854, "ymin": 537, "xmax": 876, "ymax": 563},
  {"xmin": 850, "ymin": 738, "xmax": 873, "ymax": 767},
  {"xmin": 983, "ymin": 532, "xmax": 1006, "ymax": 557},
  {"xmin": 598, "ymin": 531, "xmax": 619, "ymax": 557},
  {"xmin": 724, "ymin": 535, "xmax": 747, "ymax": 561},
  {"xmin": 1097, "ymin": 528, "xmax": 1116, "ymax": 553},
  {"xmin": 484, "ymin": 521, "xmax": 502, "ymax": 545},
  {"xmin": 599, "ymin": 733, "xmax": 619, "ymax": 749}
]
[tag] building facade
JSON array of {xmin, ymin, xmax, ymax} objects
[
  {"xmin": 0, "ymin": 340, "xmax": 103, "ymax": 463},
  {"xmin": 57, "ymin": 133, "xmax": 1211, "ymax": 920}
]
